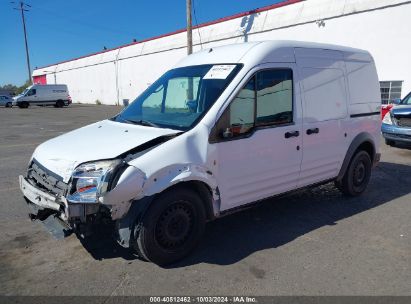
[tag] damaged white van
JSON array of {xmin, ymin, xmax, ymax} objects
[{"xmin": 19, "ymin": 41, "xmax": 381, "ymax": 265}]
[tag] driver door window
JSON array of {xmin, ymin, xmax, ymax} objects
[
  {"xmin": 212, "ymin": 68, "xmax": 293, "ymax": 141},
  {"xmin": 256, "ymin": 70, "xmax": 293, "ymax": 126},
  {"xmin": 229, "ymin": 77, "xmax": 255, "ymax": 135},
  {"xmin": 27, "ymin": 89, "xmax": 36, "ymax": 96}
]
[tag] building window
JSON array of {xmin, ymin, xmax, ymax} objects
[{"xmin": 380, "ymin": 81, "xmax": 403, "ymax": 104}]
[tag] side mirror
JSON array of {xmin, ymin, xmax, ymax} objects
[{"xmin": 391, "ymin": 98, "xmax": 401, "ymax": 105}]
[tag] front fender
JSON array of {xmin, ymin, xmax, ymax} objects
[
  {"xmin": 142, "ymin": 164, "xmax": 218, "ymax": 199},
  {"xmin": 100, "ymin": 163, "xmax": 218, "ymax": 220},
  {"xmin": 115, "ymin": 164, "xmax": 218, "ymax": 249},
  {"xmin": 99, "ymin": 165, "xmax": 145, "ymax": 220}
]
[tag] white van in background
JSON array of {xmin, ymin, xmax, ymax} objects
[
  {"xmin": 19, "ymin": 41, "xmax": 381, "ymax": 265},
  {"xmin": 13, "ymin": 84, "xmax": 72, "ymax": 108}
]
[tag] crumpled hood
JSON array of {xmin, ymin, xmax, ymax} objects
[{"xmin": 32, "ymin": 119, "xmax": 180, "ymax": 182}]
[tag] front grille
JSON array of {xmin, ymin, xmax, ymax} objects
[
  {"xmin": 27, "ymin": 159, "xmax": 68, "ymax": 196},
  {"xmin": 396, "ymin": 117, "xmax": 411, "ymax": 128}
]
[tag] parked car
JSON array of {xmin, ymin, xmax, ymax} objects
[
  {"xmin": 0, "ymin": 95, "xmax": 13, "ymax": 107},
  {"xmin": 19, "ymin": 41, "xmax": 381, "ymax": 265},
  {"xmin": 380, "ymin": 97, "xmax": 403, "ymax": 119},
  {"xmin": 13, "ymin": 84, "xmax": 72, "ymax": 108},
  {"xmin": 382, "ymin": 91, "xmax": 411, "ymax": 146}
]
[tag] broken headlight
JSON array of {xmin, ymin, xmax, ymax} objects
[{"xmin": 67, "ymin": 159, "xmax": 122, "ymax": 203}]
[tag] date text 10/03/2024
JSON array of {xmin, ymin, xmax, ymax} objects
[{"xmin": 149, "ymin": 297, "xmax": 257, "ymax": 303}]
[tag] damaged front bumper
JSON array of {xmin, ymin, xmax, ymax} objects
[
  {"xmin": 19, "ymin": 156, "xmax": 149, "ymax": 246},
  {"xmin": 19, "ymin": 175, "xmax": 103, "ymax": 238}
]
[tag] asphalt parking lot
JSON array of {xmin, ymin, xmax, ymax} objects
[{"xmin": 0, "ymin": 104, "xmax": 410, "ymax": 296}]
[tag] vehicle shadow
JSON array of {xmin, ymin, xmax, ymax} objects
[
  {"xmin": 79, "ymin": 161, "xmax": 411, "ymax": 265},
  {"xmin": 77, "ymin": 223, "xmax": 136, "ymax": 261}
]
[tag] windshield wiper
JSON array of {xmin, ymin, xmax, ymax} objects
[{"xmin": 122, "ymin": 118, "xmax": 159, "ymax": 128}]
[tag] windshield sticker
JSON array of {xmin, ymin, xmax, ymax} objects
[{"xmin": 203, "ymin": 65, "xmax": 236, "ymax": 80}]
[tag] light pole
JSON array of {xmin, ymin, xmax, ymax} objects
[
  {"xmin": 186, "ymin": 0, "xmax": 193, "ymax": 100},
  {"xmin": 186, "ymin": 0, "xmax": 193, "ymax": 55},
  {"xmin": 12, "ymin": 1, "xmax": 32, "ymax": 84}
]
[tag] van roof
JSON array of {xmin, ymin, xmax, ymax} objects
[
  {"xmin": 32, "ymin": 84, "xmax": 68, "ymax": 87},
  {"xmin": 175, "ymin": 40, "xmax": 371, "ymax": 68}
]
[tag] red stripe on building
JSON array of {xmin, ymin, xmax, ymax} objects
[{"xmin": 36, "ymin": 0, "xmax": 303, "ymax": 70}]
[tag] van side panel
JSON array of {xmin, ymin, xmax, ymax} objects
[
  {"xmin": 295, "ymin": 48, "xmax": 350, "ymax": 187},
  {"xmin": 344, "ymin": 53, "xmax": 381, "ymax": 156}
]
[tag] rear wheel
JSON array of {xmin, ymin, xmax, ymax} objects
[
  {"xmin": 5, "ymin": 102, "xmax": 12, "ymax": 108},
  {"xmin": 337, "ymin": 150, "xmax": 372, "ymax": 197},
  {"xmin": 133, "ymin": 187, "xmax": 206, "ymax": 266},
  {"xmin": 55, "ymin": 100, "xmax": 64, "ymax": 108}
]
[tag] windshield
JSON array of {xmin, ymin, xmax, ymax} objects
[
  {"xmin": 115, "ymin": 64, "xmax": 242, "ymax": 130},
  {"xmin": 22, "ymin": 88, "xmax": 30, "ymax": 96}
]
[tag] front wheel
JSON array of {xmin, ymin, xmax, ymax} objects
[
  {"xmin": 5, "ymin": 102, "xmax": 12, "ymax": 108},
  {"xmin": 338, "ymin": 150, "xmax": 372, "ymax": 197},
  {"xmin": 18, "ymin": 101, "xmax": 29, "ymax": 108},
  {"xmin": 133, "ymin": 187, "xmax": 206, "ymax": 266}
]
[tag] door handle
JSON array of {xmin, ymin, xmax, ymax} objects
[
  {"xmin": 306, "ymin": 128, "xmax": 319, "ymax": 135},
  {"xmin": 285, "ymin": 131, "xmax": 300, "ymax": 138}
]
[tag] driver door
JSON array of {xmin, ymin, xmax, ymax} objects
[
  {"xmin": 210, "ymin": 64, "xmax": 303, "ymax": 211},
  {"xmin": 25, "ymin": 88, "xmax": 37, "ymax": 104}
]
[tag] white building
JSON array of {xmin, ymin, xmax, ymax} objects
[{"xmin": 32, "ymin": 0, "xmax": 411, "ymax": 105}]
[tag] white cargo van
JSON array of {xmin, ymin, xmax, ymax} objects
[
  {"xmin": 19, "ymin": 41, "xmax": 381, "ymax": 265},
  {"xmin": 13, "ymin": 84, "xmax": 71, "ymax": 108}
]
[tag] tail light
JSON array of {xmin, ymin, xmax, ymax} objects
[
  {"xmin": 68, "ymin": 95, "xmax": 72, "ymax": 104},
  {"xmin": 381, "ymin": 104, "xmax": 393, "ymax": 120}
]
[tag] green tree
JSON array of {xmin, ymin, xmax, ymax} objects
[
  {"xmin": 16, "ymin": 80, "xmax": 32, "ymax": 94},
  {"xmin": 0, "ymin": 80, "xmax": 31, "ymax": 95}
]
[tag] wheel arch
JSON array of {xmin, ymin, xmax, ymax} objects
[
  {"xmin": 116, "ymin": 169, "xmax": 219, "ymax": 249},
  {"xmin": 337, "ymin": 132, "xmax": 376, "ymax": 182},
  {"xmin": 160, "ymin": 180, "xmax": 216, "ymax": 222},
  {"xmin": 140, "ymin": 164, "xmax": 219, "ymax": 219}
]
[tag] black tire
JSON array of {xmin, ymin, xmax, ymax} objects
[
  {"xmin": 19, "ymin": 101, "xmax": 29, "ymax": 108},
  {"xmin": 133, "ymin": 187, "xmax": 206, "ymax": 266},
  {"xmin": 385, "ymin": 139, "xmax": 395, "ymax": 146},
  {"xmin": 339, "ymin": 150, "xmax": 372, "ymax": 197},
  {"xmin": 55, "ymin": 100, "xmax": 64, "ymax": 108},
  {"xmin": 5, "ymin": 102, "xmax": 12, "ymax": 108}
]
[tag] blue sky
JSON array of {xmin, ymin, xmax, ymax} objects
[{"xmin": 0, "ymin": 0, "xmax": 284, "ymax": 86}]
